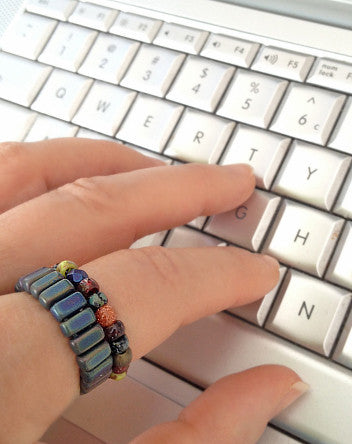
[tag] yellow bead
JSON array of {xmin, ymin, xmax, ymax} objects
[
  {"xmin": 110, "ymin": 371, "xmax": 127, "ymax": 381},
  {"xmin": 56, "ymin": 260, "xmax": 78, "ymax": 277}
]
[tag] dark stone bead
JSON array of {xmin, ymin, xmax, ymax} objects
[
  {"xmin": 50, "ymin": 291, "xmax": 87, "ymax": 322},
  {"xmin": 76, "ymin": 341, "xmax": 111, "ymax": 372},
  {"xmin": 70, "ymin": 325, "xmax": 105, "ymax": 355},
  {"xmin": 77, "ymin": 277, "xmax": 99, "ymax": 297},
  {"xmin": 80, "ymin": 355, "xmax": 112, "ymax": 383},
  {"xmin": 29, "ymin": 271, "xmax": 63, "ymax": 299},
  {"xmin": 104, "ymin": 320, "xmax": 125, "ymax": 343},
  {"xmin": 39, "ymin": 279, "xmax": 75, "ymax": 309},
  {"xmin": 60, "ymin": 308, "xmax": 96, "ymax": 337},
  {"xmin": 66, "ymin": 268, "xmax": 88, "ymax": 285},
  {"xmin": 110, "ymin": 334, "xmax": 129, "ymax": 354},
  {"xmin": 88, "ymin": 292, "xmax": 108, "ymax": 310},
  {"xmin": 15, "ymin": 267, "xmax": 54, "ymax": 292}
]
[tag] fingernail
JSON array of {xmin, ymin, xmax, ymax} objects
[
  {"xmin": 222, "ymin": 163, "xmax": 254, "ymax": 176},
  {"xmin": 273, "ymin": 381, "xmax": 310, "ymax": 416}
]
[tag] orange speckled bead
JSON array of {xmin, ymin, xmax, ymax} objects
[{"xmin": 95, "ymin": 304, "xmax": 117, "ymax": 327}]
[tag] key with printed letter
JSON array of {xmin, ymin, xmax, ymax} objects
[
  {"xmin": 270, "ymin": 83, "xmax": 345, "ymax": 145},
  {"xmin": 220, "ymin": 124, "xmax": 290, "ymax": 189},
  {"xmin": 166, "ymin": 56, "xmax": 234, "ymax": 112},
  {"xmin": 263, "ymin": 200, "xmax": 344, "ymax": 277},
  {"xmin": 217, "ymin": 69, "xmax": 287, "ymax": 128},
  {"xmin": 154, "ymin": 22, "xmax": 208, "ymax": 54},
  {"xmin": 110, "ymin": 12, "xmax": 161, "ymax": 43},
  {"xmin": 205, "ymin": 189, "xmax": 281, "ymax": 251},
  {"xmin": 272, "ymin": 140, "xmax": 350, "ymax": 210},
  {"xmin": 69, "ymin": 2, "xmax": 117, "ymax": 31},
  {"xmin": 116, "ymin": 94, "xmax": 183, "ymax": 152},
  {"xmin": 266, "ymin": 269, "xmax": 351, "ymax": 356},
  {"xmin": 164, "ymin": 109, "xmax": 234, "ymax": 163}
]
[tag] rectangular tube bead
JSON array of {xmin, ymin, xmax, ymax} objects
[
  {"xmin": 39, "ymin": 279, "xmax": 75, "ymax": 309},
  {"xmin": 60, "ymin": 308, "xmax": 96, "ymax": 337},
  {"xmin": 80, "ymin": 365, "xmax": 111, "ymax": 394},
  {"xmin": 29, "ymin": 271, "xmax": 63, "ymax": 299},
  {"xmin": 76, "ymin": 341, "xmax": 111, "ymax": 372},
  {"xmin": 70, "ymin": 324, "xmax": 105, "ymax": 355},
  {"xmin": 15, "ymin": 267, "xmax": 54, "ymax": 292},
  {"xmin": 80, "ymin": 355, "xmax": 113, "ymax": 383},
  {"xmin": 50, "ymin": 291, "xmax": 87, "ymax": 321}
]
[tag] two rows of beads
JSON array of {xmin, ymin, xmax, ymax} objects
[{"xmin": 55, "ymin": 261, "xmax": 132, "ymax": 381}]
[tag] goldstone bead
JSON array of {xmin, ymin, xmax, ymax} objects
[
  {"xmin": 77, "ymin": 277, "xmax": 99, "ymax": 297},
  {"xmin": 29, "ymin": 271, "xmax": 63, "ymax": 299},
  {"xmin": 95, "ymin": 304, "xmax": 117, "ymax": 327},
  {"xmin": 88, "ymin": 292, "xmax": 108, "ymax": 310},
  {"xmin": 110, "ymin": 371, "xmax": 127, "ymax": 381},
  {"xmin": 111, "ymin": 334, "xmax": 129, "ymax": 354},
  {"xmin": 15, "ymin": 267, "xmax": 53, "ymax": 292},
  {"xmin": 56, "ymin": 260, "xmax": 78, "ymax": 277},
  {"xmin": 105, "ymin": 320, "xmax": 125, "ymax": 343},
  {"xmin": 39, "ymin": 279, "xmax": 75, "ymax": 309},
  {"xmin": 112, "ymin": 347, "xmax": 132, "ymax": 368},
  {"xmin": 66, "ymin": 268, "xmax": 88, "ymax": 285}
]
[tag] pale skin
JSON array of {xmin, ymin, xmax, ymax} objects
[{"xmin": 0, "ymin": 139, "xmax": 308, "ymax": 444}]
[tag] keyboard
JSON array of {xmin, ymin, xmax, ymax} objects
[{"xmin": 1, "ymin": 1, "xmax": 352, "ymax": 443}]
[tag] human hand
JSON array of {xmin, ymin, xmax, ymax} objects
[{"xmin": 0, "ymin": 138, "xmax": 308, "ymax": 444}]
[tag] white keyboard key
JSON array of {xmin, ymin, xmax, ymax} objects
[
  {"xmin": 167, "ymin": 56, "xmax": 234, "ymax": 112},
  {"xmin": 329, "ymin": 97, "xmax": 352, "ymax": 154},
  {"xmin": 333, "ymin": 308, "xmax": 352, "ymax": 369},
  {"xmin": 0, "ymin": 101, "xmax": 37, "ymax": 142},
  {"xmin": 154, "ymin": 22, "xmax": 208, "ymax": 54},
  {"xmin": 251, "ymin": 46, "xmax": 314, "ymax": 81},
  {"xmin": 201, "ymin": 33, "xmax": 259, "ymax": 67},
  {"xmin": 73, "ymin": 82, "xmax": 136, "ymax": 136},
  {"xmin": 32, "ymin": 69, "xmax": 93, "ymax": 121},
  {"xmin": 270, "ymin": 83, "xmax": 345, "ymax": 145},
  {"xmin": 204, "ymin": 189, "xmax": 281, "ymax": 251},
  {"xmin": 148, "ymin": 312, "xmax": 352, "ymax": 444},
  {"xmin": 69, "ymin": 2, "xmax": 117, "ymax": 31},
  {"xmin": 165, "ymin": 226, "xmax": 224, "ymax": 248},
  {"xmin": 220, "ymin": 124, "xmax": 290, "ymax": 189},
  {"xmin": 164, "ymin": 109, "xmax": 234, "ymax": 163},
  {"xmin": 116, "ymin": 94, "xmax": 183, "ymax": 152},
  {"xmin": 307, "ymin": 58, "xmax": 352, "ymax": 94},
  {"xmin": 130, "ymin": 231, "xmax": 167, "ymax": 249},
  {"xmin": 110, "ymin": 12, "xmax": 161, "ymax": 43},
  {"xmin": 38, "ymin": 22, "xmax": 97, "ymax": 72},
  {"xmin": 258, "ymin": 427, "xmax": 302, "ymax": 444},
  {"xmin": 229, "ymin": 266, "xmax": 286, "ymax": 326},
  {"xmin": 334, "ymin": 168, "xmax": 352, "ymax": 218},
  {"xmin": 217, "ymin": 69, "xmax": 287, "ymax": 128},
  {"xmin": 266, "ymin": 270, "xmax": 351, "ymax": 356},
  {"xmin": 78, "ymin": 34, "xmax": 139, "ymax": 84},
  {"xmin": 26, "ymin": 0, "xmax": 77, "ymax": 20},
  {"xmin": 25, "ymin": 115, "xmax": 78, "ymax": 141},
  {"xmin": 1, "ymin": 12, "xmax": 56, "ymax": 60},
  {"xmin": 263, "ymin": 200, "xmax": 344, "ymax": 277},
  {"xmin": 121, "ymin": 44, "xmax": 185, "ymax": 97},
  {"xmin": 326, "ymin": 223, "xmax": 352, "ymax": 290},
  {"xmin": 0, "ymin": 53, "xmax": 52, "ymax": 106},
  {"xmin": 76, "ymin": 128, "xmax": 112, "ymax": 141},
  {"xmin": 273, "ymin": 141, "xmax": 350, "ymax": 210}
]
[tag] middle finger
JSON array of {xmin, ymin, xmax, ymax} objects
[{"xmin": 0, "ymin": 163, "xmax": 254, "ymax": 294}]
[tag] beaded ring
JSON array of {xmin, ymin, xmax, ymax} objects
[{"xmin": 15, "ymin": 260, "xmax": 132, "ymax": 394}]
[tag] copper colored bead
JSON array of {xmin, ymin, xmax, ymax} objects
[
  {"xmin": 112, "ymin": 365, "xmax": 129, "ymax": 374},
  {"xmin": 77, "ymin": 277, "xmax": 99, "ymax": 297},
  {"xmin": 95, "ymin": 304, "xmax": 117, "ymax": 327}
]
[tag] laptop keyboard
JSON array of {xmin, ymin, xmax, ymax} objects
[{"xmin": 1, "ymin": 1, "xmax": 352, "ymax": 442}]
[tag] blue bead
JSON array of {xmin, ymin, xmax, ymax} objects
[
  {"xmin": 29, "ymin": 271, "xmax": 63, "ymax": 299},
  {"xmin": 66, "ymin": 269, "xmax": 88, "ymax": 285},
  {"xmin": 80, "ymin": 355, "xmax": 113, "ymax": 383},
  {"xmin": 39, "ymin": 279, "xmax": 75, "ymax": 309},
  {"xmin": 60, "ymin": 308, "xmax": 96, "ymax": 337},
  {"xmin": 70, "ymin": 324, "xmax": 105, "ymax": 355},
  {"xmin": 50, "ymin": 291, "xmax": 87, "ymax": 321},
  {"xmin": 15, "ymin": 267, "xmax": 54, "ymax": 292},
  {"xmin": 76, "ymin": 341, "xmax": 111, "ymax": 372}
]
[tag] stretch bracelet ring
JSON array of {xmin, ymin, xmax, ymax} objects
[{"xmin": 15, "ymin": 260, "xmax": 132, "ymax": 394}]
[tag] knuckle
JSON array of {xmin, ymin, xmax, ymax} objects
[
  {"xmin": 130, "ymin": 246, "xmax": 181, "ymax": 287},
  {"xmin": 58, "ymin": 176, "xmax": 113, "ymax": 214},
  {"xmin": 0, "ymin": 142, "xmax": 26, "ymax": 165}
]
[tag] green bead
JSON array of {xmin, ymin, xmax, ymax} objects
[
  {"xmin": 112, "ymin": 347, "xmax": 132, "ymax": 368},
  {"xmin": 56, "ymin": 260, "xmax": 78, "ymax": 277},
  {"xmin": 88, "ymin": 292, "xmax": 108, "ymax": 310}
]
